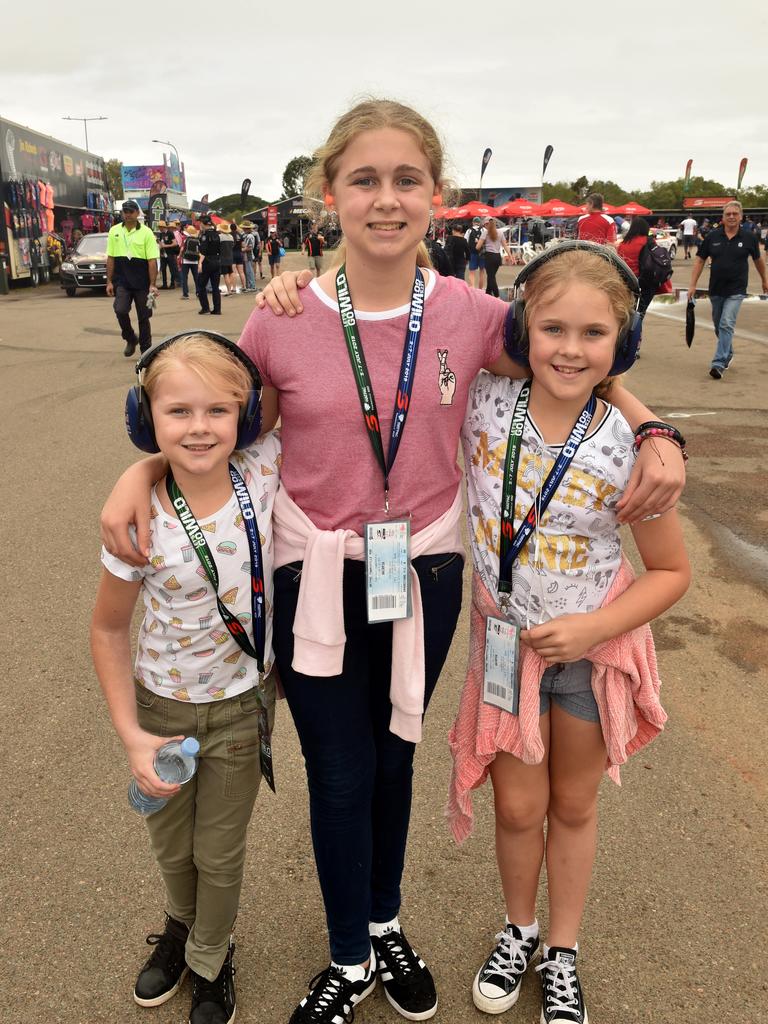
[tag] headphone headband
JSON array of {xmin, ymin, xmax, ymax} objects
[
  {"xmin": 125, "ymin": 331, "xmax": 262, "ymax": 454},
  {"xmin": 504, "ymin": 240, "xmax": 643, "ymax": 377},
  {"xmin": 513, "ymin": 239, "xmax": 640, "ymax": 298},
  {"xmin": 134, "ymin": 330, "xmax": 261, "ymax": 383}
]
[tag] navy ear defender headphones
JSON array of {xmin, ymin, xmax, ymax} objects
[
  {"xmin": 503, "ymin": 240, "xmax": 643, "ymax": 377},
  {"xmin": 125, "ymin": 331, "xmax": 262, "ymax": 454}
]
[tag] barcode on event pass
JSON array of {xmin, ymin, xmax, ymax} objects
[
  {"xmin": 371, "ymin": 594, "xmax": 398, "ymax": 610},
  {"xmin": 486, "ymin": 681, "xmax": 508, "ymax": 699}
]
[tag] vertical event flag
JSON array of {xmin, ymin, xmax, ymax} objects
[
  {"xmin": 479, "ymin": 148, "xmax": 492, "ymax": 197},
  {"xmin": 241, "ymin": 178, "xmax": 251, "ymax": 205},
  {"xmin": 737, "ymin": 158, "xmax": 748, "ymax": 190},
  {"xmin": 683, "ymin": 159, "xmax": 693, "ymax": 193},
  {"xmin": 542, "ymin": 145, "xmax": 554, "ymax": 179}
]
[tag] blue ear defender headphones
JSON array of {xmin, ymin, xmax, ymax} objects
[
  {"xmin": 503, "ymin": 240, "xmax": 643, "ymax": 377},
  {"xmin": 125, "ymin": 331, "xmax": 262, "ymax": 454}
]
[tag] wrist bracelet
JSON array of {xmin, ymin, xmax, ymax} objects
[
  {"xmin": 634, "ymin": 421, "xmax": 686, "ymax": 447},
  {"xmin": 634, "ymin": 428, "xmax": 688, "ymax": 461}
]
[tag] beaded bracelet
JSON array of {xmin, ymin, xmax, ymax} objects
[
  {"xmin": 634, "ymin": 421, "xmax": 686, "ymax": 447},
  {"xmin": 633, "ymin": 425, "xmax": 689, "ymax": 461}
]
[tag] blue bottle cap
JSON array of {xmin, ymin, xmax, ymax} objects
[{"xmin": 181, "ymin": 737, "xmax": 200, "ymax": 757}]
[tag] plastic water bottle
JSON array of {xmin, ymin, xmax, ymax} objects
[{"xmin": 128, "ymin": 737, "xmax": 200, "ymax": 817}]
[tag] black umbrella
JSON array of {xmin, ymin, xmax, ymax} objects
[{"xmin": 685, "ymin": 299, "xmax": 696, "ymax": 347}]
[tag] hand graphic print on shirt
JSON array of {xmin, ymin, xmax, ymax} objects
[{"xmin": 437, "ymin": 349, "xmax": 456, "ymax": 406}]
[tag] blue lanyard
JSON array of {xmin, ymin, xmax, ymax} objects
[
  {"xmin": 335, "ymin": 265, "xmax": 425, "ymax": 504},
  {"xmin": 166, "ymin": 464, "xmax": 266, "ymax": 672},
  {"xmin": 498, "ymin": 383, "xmax": 596, "ymax": 592}
]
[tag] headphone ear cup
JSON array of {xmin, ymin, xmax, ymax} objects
[
  {"xmin": 125, "ymin": 386, "xmax": 160, "ymax": 453},
  {"xmin": 609, "ymin": 312, "xmax": 643, "ymax": 375},
  {"xmin": 504, "ymin": 300, "xmax": 530, "ymax": 366},
  {"xmin": 236, "ymin": 389, "xmax": 262, "ymax": 450}
]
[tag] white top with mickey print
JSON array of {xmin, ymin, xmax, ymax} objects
[
  {"xmin": 462, "ymin": 373, "xmax": 636, "ymax": 626},
  {"xmin": 101, "ymin": 431, "xmax": 281, "ymax": 703}
]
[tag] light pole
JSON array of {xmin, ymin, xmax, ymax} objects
[
  {"xmin": 152, "ymin": 138, "xmax": 180, "ymax": 185},
  {"xmin": 63, "ymin": 115, "xmax": 108, "ymax": 152}
]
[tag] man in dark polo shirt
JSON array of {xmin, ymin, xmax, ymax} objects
[
  {"xmin": 196, "ymin": 215, "xmax": 223, "ymax": 315},
  {"xmin": 689, "ymin": 200, "xmax": 768, "ymax": 378},
  {"xmin": 106, "ymin": 200, "xmax": 160, "ymax": 356}
]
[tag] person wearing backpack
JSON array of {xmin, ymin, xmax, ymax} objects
[
  {"xmin": 636, "ymin": 229, "xmax": 673, "ymax": 319},
  {"xmin": 688, "ymin": 200, "xmax": 768, "ymax": 379},
  {"xmin": 445, "ymin": 224, "xmax": 471, "ymax": 280},
  {"xmin": 618, "ymin": 217, "xmax": 656, "ymax": 317},
  {"xmin": 466, "ymin": 217, "xmax": 486, "ymax": 289},
  {"xmin": 179, "ymin": 226, "xmax": 201, "ymax": 300}
]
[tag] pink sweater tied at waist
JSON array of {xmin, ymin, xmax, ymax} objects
[
  {"xmin": 447, "ymin": 556, "xmax": 667, "ymax": 844},
  {"xmin": 272, "ymin": 483, "xmax": 465, "ymax": 743}
]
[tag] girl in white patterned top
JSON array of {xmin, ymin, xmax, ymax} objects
[
  {"xmin": 91, "ymin": 333, "xmax": 280, "ymax": 1024},
  {"xmin": 461, "ymin": 248, "xmax": 690, "ymax": 1024}
]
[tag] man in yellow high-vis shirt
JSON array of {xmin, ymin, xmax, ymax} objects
[{"xmin": 106, "ymin": 200, "xmax": 160, "ymax": 356}]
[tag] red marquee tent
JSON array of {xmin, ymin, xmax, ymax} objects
[
  {"xmin": 614, "ymin": 202, "xmax": 652, "ymax": 215},
  {"xmin": 461, "ymin": 201, "xmax": 504, "ymax": 218},
  {"xmin": 537, "ymin": 198, "xmax": 581, "ymax": 217},
  {"xmin": 497, "ymin": 198, "xmax": 543, "ymax": 217}
]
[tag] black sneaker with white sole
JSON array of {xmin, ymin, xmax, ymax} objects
[
  {"xmin": 370, "ymin": 926, "xmax": 437, "ymax": 1021},
  {"xmin": 536, "ymin": 947, "xmax": 588, "ymax": 1024},
  {"xmin": 189, "ymin": 942, "xmax": 236, "ymax": 1024},
  {"xmin": 289, "ymin": 959, "xmax": 376, "ymax": 1024},
  {"xmin": 133, "ymin": 914, "xmax": 189, "ymax": 1007},
  {"xmin": 472, "ymin": 924, "xmax": 540, "ymax": 1014}
]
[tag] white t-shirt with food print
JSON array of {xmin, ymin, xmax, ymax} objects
[
  {"xmin": 462, "ymin": 374, "xmax": 636, "ymax": 626},
  {"xmin": 101, "ymin": 431, "xmax": 281, "ymax": 703}
]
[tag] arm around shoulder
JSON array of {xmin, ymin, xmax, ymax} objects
[{"xmin": 100, "ymin": 454, "xmax": 168, "ymax": 565}]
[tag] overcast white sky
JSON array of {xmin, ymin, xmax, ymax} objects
[{"xmin": 2, "ymin": 0, "xmax": 766, "ymax": 203}]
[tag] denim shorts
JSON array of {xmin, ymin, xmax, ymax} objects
[
  {"xmin": 468, "ymin": 251, "xmax": 486, "ymax": 271},
  {"xmin": 539, "ymin": 659, "xmax": 599, "ymax": 722}
]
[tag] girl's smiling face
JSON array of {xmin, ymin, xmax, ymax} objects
[
  {"xmin": 328, "ymin": 128, "xmax": 438, "ymax": 266},
  {"xmin": 150, "ymin": 364, "xmax": 240, "ymax": 479},
  {"xmin": 526, "ymin": 280, "xmax": 620, "ymax": 403}
]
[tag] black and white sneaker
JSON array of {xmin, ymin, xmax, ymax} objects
[
  {"xmin": 370, "ymin": 924, "xmax": 437, "ymax": 1021},
  {"xmin": 133, "ymin": 914, "xmax": 189, "ymax": 1007},
  {"xmin": 472, "ymin": 923, "xmax": 540, "ymax": 1014},
  {"xmin": 289, "ymin": 956, "xmax": 376, "ymax": 1024},
  {"xmin": 536, "ymin": 947, "xmax": 588, "ymax": 1024},
  {"xmin": 189, "ymin": 942, "xmax": 236, "ymax": 1024}
]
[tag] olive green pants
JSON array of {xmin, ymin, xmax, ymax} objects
[{"xmin": 135, "ymin": 676, "xmax": 275, "ymax": 980}]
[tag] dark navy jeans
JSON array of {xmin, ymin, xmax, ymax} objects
[{"xmin": 273, "ymin": 552, "xmax": 464, "ymax": 964}]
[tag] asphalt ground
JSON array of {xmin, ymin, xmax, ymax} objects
[{"xmin": 1, "ymin": 250, "xmax": 766, "ymax": 1024}]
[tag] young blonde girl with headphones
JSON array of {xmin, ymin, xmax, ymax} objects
[
  {"xmin": 91, "ymin": 333, "xmax": 280, "ymax": 1024},
  {"xmin": 102, "ymin": 101, "xmax": 685, "ymax": 1024},
  {"xmin": 448, "ymin": 245, "xmax": 690, "ymax": 1024}
]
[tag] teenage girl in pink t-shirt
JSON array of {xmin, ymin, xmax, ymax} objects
[{"xmin": 101, "ymin": 99, "xmax": 685, "ymax": 1024}]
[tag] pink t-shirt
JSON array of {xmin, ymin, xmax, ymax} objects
[{"xmin": 239, "ymin": 270, "xmax": 506, "ymax": 533}]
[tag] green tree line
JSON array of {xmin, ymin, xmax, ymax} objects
[{"xmin": 542, "ymin": 175, "xmax": 768, "ymax": 209}]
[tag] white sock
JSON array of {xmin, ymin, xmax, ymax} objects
[
  {"xmin": 332, "ymin": 946, "xmax": 375, "ymax": 981},
  {"xmin": 369, "ymin": 916, "xmax": 400, "ymax": 937},
  {"xmin": 506, "ymin": 917, "xmax": 539, "ymax": 941},
  {"xmin": 543, "ymin": 941, "xmax": 578, "ymax": 958}
]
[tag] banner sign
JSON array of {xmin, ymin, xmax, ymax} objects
[
  {"xmin": 267, "ymin": 205, "xmax": 278, "ymax": 231},
  {"xmin": 480, "ymin": 148, "xmax": 492, "ymax": 185},
  {"xmin": 542, "ymin": 144, "xmax": 554, "ymax": 179},
  {"xmin": 683, "ymin": 196, "xmax": 736, "ymax": 209},
  {"xmin": 122, "ymin": 159, "xmax": 186, "ymax": 194},
  {"xmin": 0, "ymin": 117, "xmax": 107, "ymax": 208},
  {"xmin": 240, "ymin": 178, "xmax": 251, "ymax": 205},
  {"xmin": 683, "ymin": 159, "xmax": 693, "ymax": 193},
  {"xmin": 737, "ymin": 157, "xmax": 748, "ymax": 190},
  {"xmin": 149, "ymin": 194, "xmax": 167, "ymax": 228}
]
